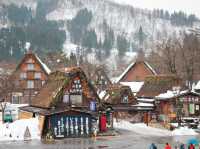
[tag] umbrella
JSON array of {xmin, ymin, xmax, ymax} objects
[{"xmin": 187, "ymin": 138, "xmax": 199, "ymax": 145}]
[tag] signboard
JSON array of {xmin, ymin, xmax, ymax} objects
[
  {"xmin": 90, "ymin": 101, "xmax": 96, "ymax": 111},
  {"xmin": 189, "ymin": 104, "xmax": 195, "ymax": 114},
  {"xmin": 49, "ymin": 114, "xmax": 91, "ymax": 138}
]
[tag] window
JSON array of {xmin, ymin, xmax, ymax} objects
[
  {"xmin": 34, "ymin": 72, "xmax": 41, "ymax": 79},
  {"xmin": 26, "ymin": 58, "xmax": 34, "ymax": 63},
  {"xmin": 27, "ymin": 64, "xmax": 34, "ymax": 70},
  {"xmin": 27, "ymin": 80, "xmax": 34, "ymax": 89},
  {"xmin": 71, "ymin": 95, "xmax": 82, "ymax": 105},
  {"xmin": 11, "ymin": 92, "xmax": 22, "ymax": 104},
  {"xmin": 20, "ymin": 72, "xmax": 27, "ymax": 79},
  {"xmin": 69, "ymin": 79, "xmax": 82, "ymax": 94},
  {"xmin": 42, "ymin": 81, "xmax": 45, "ymax": 86},
  {"xmin": 63, "ymin": 94, "xmax": 70, "ymax": 104},
  {"xmin": 122, "ymin": 96, "xmax": 129, "ymax": 103}
]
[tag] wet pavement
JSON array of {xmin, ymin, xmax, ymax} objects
[{"xmin": 0, "ymin": 129, "xmax": 199, "ymax": 149}]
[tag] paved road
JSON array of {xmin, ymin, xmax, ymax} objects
[{"xmin": 0, "ymin": 129, "xmax": 199, "ymax": 149}]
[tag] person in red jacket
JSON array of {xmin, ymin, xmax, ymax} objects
[
  {"xmin": 164, "ymin": 143, "xmax": 172, "ymax": 149},
  {"xmin": 188, "ymin": 144, "xmax": 195, "ymax": 149}
]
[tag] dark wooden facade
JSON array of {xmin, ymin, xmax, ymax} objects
[{"xmin": 6, "ymin": 51, "xmax": 51, "ymax": 104}]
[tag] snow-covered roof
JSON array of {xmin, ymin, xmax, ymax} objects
[
  {"xmin": 155, "ymin": 90, "xmax": 175, "ymax": 99},
  {"xmin": 98, "ymin": 90, "xmax": 107, "ymax": 99},
  {"xmin": 195, "ymin": 81, "xmax": 200, "ymax": 90},
  {"xmin": 155, "ymin": 90, "xmax": 200, "ymax": 100},
  {"xmin": 120, "ymin": 81, "xmax": 144, "ymax": 93},
  {"xmin": 133, "ymin": 102, "xmax": 154, "ymax": 107},
  {"xmin": 35, "ymin": 55, "xmax": 51, "ymax": 74},
  {"xmin": 116, "ymin": 61, "xmax": 157, "ymax": 83},
  {"xmin": 137, "ymin": 98, "xmax": 155, "ymax": 103}
]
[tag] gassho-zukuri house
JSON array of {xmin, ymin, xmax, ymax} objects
[
  {"xmin": 19, "ymin": 67, "xmax": 113, "ymax": 139},
  {"xmin": 115, "ymin": 60, "xmax": 157, "ymax": 95},
  {"xmin": 6, "ymin": 51, "xmax": 51, "ymax": 105}
]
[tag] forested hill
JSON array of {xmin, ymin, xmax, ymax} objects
[{"xmin": 0, "ymin": 0, "xmax": 199, "ymax": 63}]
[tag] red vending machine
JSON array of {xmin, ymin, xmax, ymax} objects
[{"xmin": 100, "ymin": 114, "xmax": 107, "ymax": 132}]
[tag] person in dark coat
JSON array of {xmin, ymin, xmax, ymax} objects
[
  {"xmin": 149, "ymin": 143, "xmax": 157, "ymax": 149},
  {"xmin": 180, "ymin": 144, "xmax": 185, "ymax": 149}
]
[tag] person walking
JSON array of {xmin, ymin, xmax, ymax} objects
[
  {"xmin": 180, "ymin": 144, "xmax": 185, "ymax": 149},
  {"xmin": 188, "ymin": 143, "xmax": 195, "ymax": 149},
  {"xmin": 165, "ymin": 143, "xmax": 172, "ymax": 149},
  {"xmin": 149, "ymin": 143, "xmax": 157, "ymax": 149}
]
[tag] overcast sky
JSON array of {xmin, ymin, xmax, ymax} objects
[{"xmin": 112, "ymin": 0, "xmax": 200, "ymax": 17}]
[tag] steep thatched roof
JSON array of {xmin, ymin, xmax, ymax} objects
[
  {"xmin": 137, "ymin": 75, "xmax": 183, "ymax": 98},
  {"xmin": 31, "ymin": 71, "xmax": 67, "ymax": 108},
  {"xmin": 31, "ymin": 67, "xmax": 100, "ymax": 109},
  {"xmin": 90, "ymin": 66, "xmax": 112, "ymax": 91},
  {"xmin": 102, "ymin": 84, "xmax": 136, "ymax": 105}
]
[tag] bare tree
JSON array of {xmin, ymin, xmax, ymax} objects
[
  {"xmin": 147, "ymin": 32, "xmax": 200, "ymax": 88},
  {"xmin": 0, "ymin": 74, "xmax": 16, "ymax": 123}
]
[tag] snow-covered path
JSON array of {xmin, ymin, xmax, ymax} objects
[{"xmin": 114, "ymin": 120, "xmax": 198, "ymax": 136}]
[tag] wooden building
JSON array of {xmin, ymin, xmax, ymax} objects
[
  {"xmin": 116, "ymin": 60, "xmax": 157, "ymax": 83},
  {"xmin": 6, "ymin": 51, "xmax": 51, "ymax": 104},
  {"xmin": 137, "ymin": 75, "xmax": 184, "ymax": 123},
  {"xmin": 155, "ymin": 90, "xmax": 200, "ymax": 122},
  {"xmin": 90, "ymin": 66, "xmax": 112, "ymax": 92},
  {"xmin": 20, "ymin": 67, "xmax": 112, "ymax": 138},
  {"xmin": 99, "ymin": 84, "xmax": 137, "ymax": 119},
  {"xmin": 137, "ymin": 75, "xmax": 183, "ymax": 98},
  {"xmin": 115, "ymin": 60, "xmax": 157, "ymax": 97}
]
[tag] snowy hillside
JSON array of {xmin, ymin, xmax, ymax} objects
[
  {"xmin": 45, "ymin": 0, "xmax": 193, "ymax": 72},
  {"xmin": 0, "ymin": 0, "xmax": 198, "ymax": 75},
  {"xmin": 47, "ymin": 0, "xmax": 191, "ymax": 44}
]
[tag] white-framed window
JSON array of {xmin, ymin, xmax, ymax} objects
[
  {"xmin": 122, "ymin": 96, "xmax": 129, "ymax": 103},
  {"xmin": 26, "ymin": 58, "xmax": 34, "ymax": 63},
  {"xmin": 42, "ymin": 81, "xmax": 45, "ymax": 86},
  {"xmin": 34, "ymin": 72, "xmax": 41, "ymax": 79},
  {"xmin": 20, "ymin": 72, "xmax": 27, "ymax": 79},
  {"xmin": 27, "ymin": 64, "xmax": 34, "ymax": 70},
  {"xmin": 11, "ymin": 92, "xmax": 22, "ymax": 104},
  {"xmin": 27, "ymin": 80, "xmax": 34, "ymax": 89}
]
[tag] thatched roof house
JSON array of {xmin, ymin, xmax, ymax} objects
[
  {"xmin": 137, "ymin": 75, "xmax": 183, "ymax": 98},
  {"xmin": 29, "ymin": 67, "xmax": 100, "ymax": 109},
  {"xmin": 90, "ymin": 66, "xmax": 112, "ymax": 92},
  {"xmin": 101, "ymin": 85, "xmax": 136, "ymax": 105}
]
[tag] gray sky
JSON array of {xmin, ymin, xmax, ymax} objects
[{"xmin": 112, "ymin": 0, "xmax": 200, "ymax": 17}]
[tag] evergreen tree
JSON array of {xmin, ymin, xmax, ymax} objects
[
  {"xmin": 68, "ymin": 8, "xmax": 93, "ymax": 44},
  {"xmin": 136, "ymin": 26, "xmax": 146, "ymax": 47},
  {"xmin": 82, "ymin": 30, "xmax": 97, "ymax": 49},
  {"xmin": 117, "ymin": 35, "xmax": 129, "ymax": 57}
]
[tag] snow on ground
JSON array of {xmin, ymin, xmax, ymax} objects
[
  {"xmin": 172, "ymin": 127, "xmax": 198, "ymax": 136},
  {"xmin": 0, "ymin": 118, "xmax": 40, "ymax": 141},
  {"xmin": 114, "ymin": 120, "xmax": 198, "ymax": 136}
]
